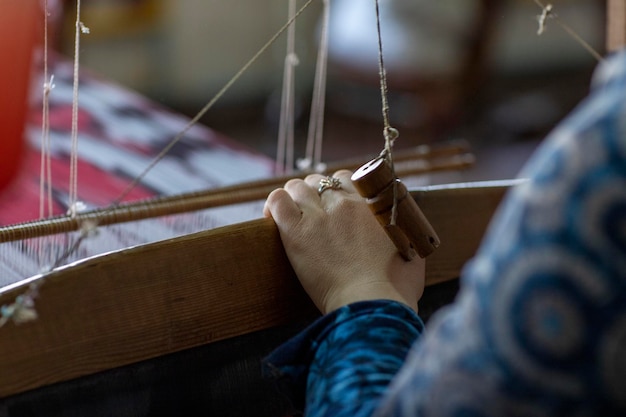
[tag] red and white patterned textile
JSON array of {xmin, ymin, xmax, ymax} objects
[{"xmin": 0, "ymin": 57, "xmax": 274, "ymax": 285}]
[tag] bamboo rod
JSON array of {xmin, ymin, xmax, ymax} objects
[{"xmin": 0, "ymin": 142, "xmax": 474, "ymax": 242}]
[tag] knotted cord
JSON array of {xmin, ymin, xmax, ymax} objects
[{"xmin": 374, "ymin": 0, "xmax": 400, "ymax": 225}]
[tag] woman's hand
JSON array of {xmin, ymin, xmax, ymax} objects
[{"xmin": 264, "ymin": 170, "xmax": 425, "ymax": 315}]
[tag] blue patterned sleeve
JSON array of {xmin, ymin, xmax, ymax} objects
[
  {"xmin": 264, "ymin": 300, "xmax": 423, "ymax": 417},
  {"xmin": 374, "ymin": 51, "xmax": 626, "ymax": 416}
]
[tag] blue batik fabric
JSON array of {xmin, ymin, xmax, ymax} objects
[{"xmin": 264, "ymin": 300, "xmax": 424, "ymax": 417}]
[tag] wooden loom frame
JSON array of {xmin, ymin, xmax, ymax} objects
[
  {"xmin": 0, "ymin": 181, "xmax": 511, "ymax": 397},
  {"xmin": 0, "ymin": 0, "xmax": 624, "ymax": 400}
]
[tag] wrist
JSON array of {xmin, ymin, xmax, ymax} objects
[{"xmin": 323, "ymin": 282, "xmax": 419, "ymax": 314}]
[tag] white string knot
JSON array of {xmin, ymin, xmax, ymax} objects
[
  {"xmin": 67, "ymin": 201, "xmax": 88, "ymax": 218},
  {"xmin": 296, "ymin": 157, "xmax": 312, "ymax": 171},
  {"xmin": 384, "ymin": 126, "xmax": 399, "ymax": 145},
  {"xmin": 314, "ymin": 162, "xmax": 327, "ymax": 173},
  {"xmin": 537, "ymin": 3, "xmax": 554, "ymax": 35},
  {"xmin": 296, "ymin": 158, "xmax": 327, "ymax": 174},
  {"xmin": 532, "ymin": 0, "xmax": 603, "ymax": 62},
  {"xmin": 78, "ymin": 21, "xmax": 90, "ymax": 34},
  {"xmin": 79, "ymin": 219, "xmax": 99, "ymax": 238},
  {"xmin": 43, "ymin": 75, "xmax": 55, "ymax": 95},
  {"xmin": 286, "ymin": 52, "xmax": 300, "ymax": 66},
  {"xmin": 0, "ymin": 293, "xmax": 38, "ymax": 328}
]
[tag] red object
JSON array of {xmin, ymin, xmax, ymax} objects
[{"xmin": 0, "ymin": 0, "xmax": 41, "ymax": 192}]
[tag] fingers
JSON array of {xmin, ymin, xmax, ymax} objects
[
  {"xmin": 264, "ymin": 175, "xmax": 324, "ymax": 224},
  {"xmin": 263, "ymin": 188, "xmax": 302, "ymax": 228},
  {"xmin": 284, "ymin": 178, "xmax": 322, "ymax": 210},
  {"xmin": 264, "ymin": 170, "xmax": 360, "ymax": 226}
]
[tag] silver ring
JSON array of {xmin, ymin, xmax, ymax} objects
[{"xmin": 318, "ymin": 176, "xmax": 342, "ymax": 195}]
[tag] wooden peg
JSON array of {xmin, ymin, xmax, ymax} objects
[{"xmin": 351, "ymin": 157, "xmax": 440, "ymax": 261}]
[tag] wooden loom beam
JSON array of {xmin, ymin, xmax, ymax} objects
[
  {"xmin": 0, "ymin": 180, "xmax": 517, "ymax": 398},
  {"xmin": 0, "ymin": 141, "xmax": 474, "ymax": 242}
]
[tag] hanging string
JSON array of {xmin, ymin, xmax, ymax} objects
[
  {"xmin": 2, "ymin": 0, "xmax": 319, "ymax": 326},
  {"xmin": 276, "ymin": 0, "xmax": 299, "ymax": 175},
  {"xmin": 39, "ymin": 0, "xmax": 54, "ymax": 219},
  {"xmin": 38, "ymin": 0, "xmax": 56, "ymax": 273},
  {"xmin": 68, "ymin": 0, "xmax": 89, "ymax": 217},
  {"xmin": 533, "ymin": 0, "xmax": 604, "ymax": 62},
  {"xmin": 115, "ymin": 0, "xmax": 316, "ymax": 204},
  {"xmin": 2, "ymin": 0, "xmax": 446, "ymax": 325},
  {"xmin": 374, "ymin": 0, "xmax": 400, "ymax": 225},
  {"xmin": 299, "ymin": 0, "xmax": 330, "ymax": 173},
  {"xmin": 3, "ymin": 0, "xmax": 95, "ymax": 327}
]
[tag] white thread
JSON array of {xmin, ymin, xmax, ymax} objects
[
  {"xmin": 69, "ymin": 0, "xmax": 87, "ymax": 218},
  {"xmin": 304, "ymin": 0, "xmax": 330, "ymax": 173},
  {"xmin": 38, "ymin": 1, "xmax": 56, "ymax": 273},
  {"xmin": 276, "ymin": 0, "xmax": 298, "ymax": 175},
  {"xmin": 3, "ymin": 0, "xmax": 320, "ymax": 328},
  {"xmin": 44, "ymin": 76, "xmax": 54, "ymax": 215},
  {"xmin": 39, "ymin": 0, "xmax": 54, "ymax": 220},
  {"xmin": 115, "ymin": 0, "xmax": 316, "ymax": 203}
]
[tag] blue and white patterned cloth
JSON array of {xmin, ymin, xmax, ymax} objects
[{"xmin": 264, "ymin": 50, "xmax": 626, "ymax": 416}]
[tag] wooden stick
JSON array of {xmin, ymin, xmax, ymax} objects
[
  {"xmin": 607, "ymin": 0, "xmax": 626, "ymax": 52},
  {"xmin": 0, "ymin": 143, "xmax": 474, "ymax": 242},
  {"xmin": 0, "ymin": 180, "xmax": 518, "ymax": 397},
  {"xmin": 352, "ymin": 157, "xmax": 440, "ymax": 260}
]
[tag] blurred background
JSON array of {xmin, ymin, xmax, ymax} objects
[{"xmin": 55, "ymin": 0, "xmax": 606, "ymax": 182}]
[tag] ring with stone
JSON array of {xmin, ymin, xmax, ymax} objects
[{"xmin": 317, "ymin": 176, "xmax": 342, "ymax": 195}]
